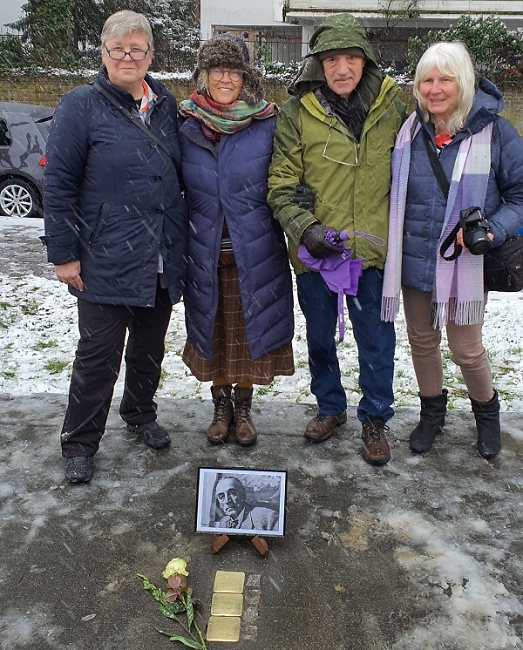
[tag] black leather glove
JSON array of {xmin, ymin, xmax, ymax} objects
[
  {"xmin": 291, "ymin": 183, "xmax": 314, "ymax": 212},
  {"xmin": 301, "ymin": 223, "xmax": 343, "ymax": 259}
]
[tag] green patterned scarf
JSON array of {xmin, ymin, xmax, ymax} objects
[{"xmin": 179, "ymin": 90, "xmax": 277, "ymax": 134}]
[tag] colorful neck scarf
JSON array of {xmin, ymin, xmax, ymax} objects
[
  {"xmin": 179, "ymin": 90, "xmax": 277, "ymax": 135},
  {"xmin": 138, "ymin": 80, "xmax": 157, "ymax": 125},
  {"xmin": 382, "ymin": 112, "xmax": 492, "ymax": 328}
]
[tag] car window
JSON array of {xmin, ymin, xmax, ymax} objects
[
  {"xmin": 35, "ymin": 116, "xmax": 52, "ymax": 140},
  {"xmin": 0, "ymin": 119, "xmax": 11, "ymax": 146}
]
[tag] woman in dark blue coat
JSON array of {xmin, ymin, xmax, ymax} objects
[
  {"xmin": 382, "ymin": 42, "xmax": 523, "ymax": 460},
  {"xmin": 179, "ymin": 35, "xmax": 294, "ymax": 447},
  {"xmin": 43, "ymin": 11, "xmax": 188, "ymax": 483}
]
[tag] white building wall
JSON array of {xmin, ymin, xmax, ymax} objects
[
  {"xmin": 0, "ymin": 0, "xmax": 24, "ymax": 32},
  {"xmin": 287, "ymin": 0, "xmax": 523, "ymax": 11},
  {"xmin": 200, "ymin": 0, "xmax": 285, "ymax": 39}
]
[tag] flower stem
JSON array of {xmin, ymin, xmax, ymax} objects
[{"xmin": 193, "ymin": 621, "xmax": 207, "ymax": 650}]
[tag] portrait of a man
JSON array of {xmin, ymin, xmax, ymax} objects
[
  {"xmin": 195, "ymin": 468, "xmax": 286, "ymax": 537},
  {"xmin": 215, "ymin": 476, "xmax": 278, "ymax": 531}
]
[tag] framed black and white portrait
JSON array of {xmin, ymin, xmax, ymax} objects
[{"xmin": 195, "ymin": 467, "xmax": 287, "ymax": 537}]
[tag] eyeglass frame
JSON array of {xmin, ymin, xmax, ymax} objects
[
  {"xmin": 207, "ymin": 68, "xmax": 244, "ymax": 82},
  {"xmin": 104, "ymin": 47, "xmax": 149, "ymax": 61},
  {"xmin": 322, "ymin": 123, "xmax": 359, "ymax": 167}
]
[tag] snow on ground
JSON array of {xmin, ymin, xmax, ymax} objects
[{"xmin": 1, "ymin": 216, "xmax": 522, "ymax": 411}]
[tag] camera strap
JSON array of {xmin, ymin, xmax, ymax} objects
[{"xmin": 421, "ymin": 128, "xmax": 462, "ymax": 261}]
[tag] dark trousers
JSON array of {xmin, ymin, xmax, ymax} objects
[{"xmin": 60, "ymin": 285, "xmax": 172, "ymax": 458}]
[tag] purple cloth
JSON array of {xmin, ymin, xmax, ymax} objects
[{"xmin": 298, "ymin": 245, "xmax": 363, "ymax": 341}]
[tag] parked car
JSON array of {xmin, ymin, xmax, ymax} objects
[{"xmin": 0, "ymin": 102, "xmax": 54, "ymax": 218}]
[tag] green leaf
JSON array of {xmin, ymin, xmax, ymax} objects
[
  {"xmin": 185, "ymin": 594, "xmax": 194, "ymax": 629},
  {"xmin": 156, "ymin": 629, "xmax": 203, "ymax": 649},
  {"xmin": 159, "ymin": 602, "xmax": 186, "ymax": 621},
  {"xmin": 163, "ymin": 601, "xmax": 187, "ymax": 614},
  {"xmin": 167, "ymin": 635, "xmax": 203, "ymax": 649},
  {"xmin": 137, "ymin": 574, "xmax": 168, "ymax": 606}
]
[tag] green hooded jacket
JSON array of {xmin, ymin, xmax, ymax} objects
[{"xmin": 267, "ymin": 14, "xmax": 405, "ymax": 274}]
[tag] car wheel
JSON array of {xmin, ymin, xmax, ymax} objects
[{"xmin": 0, "ymin": 178, "xmax": 41, "ymax": 218}]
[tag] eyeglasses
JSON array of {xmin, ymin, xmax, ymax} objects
[
  {"xmin": 105, "ymin": 47, "xmax": 149, "ymax": 61},
  {"xmin": 322, "ymin": 124, "xmax": 359, "ymax": 167},
  {"xmin": 208, "ymin": 68, "xmax": 243, "ymax": 82}
]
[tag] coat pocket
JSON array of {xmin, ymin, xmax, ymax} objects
[{"xmin": 88, "ymin": 202, "xmax": 110, "ymax": 248}]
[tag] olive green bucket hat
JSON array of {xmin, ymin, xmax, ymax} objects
[{"xmin": 306, "ymin": 13, "xmax": 378, "ymax": 67}]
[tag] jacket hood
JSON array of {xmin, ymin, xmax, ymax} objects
[
  {"xmin": 287, "ymin": 53, "xmax": 382, "ymax": 98},
  {"xmin": 288, "ymin": 14, "xmax": 380, "ymax": 97},
  {"xmin": 307, "ymin": 14, "xmax": 378, "ymax": 64},
  {"xmin": 466, "ymin": 75, "xmax": 505, "ymax": 128}
]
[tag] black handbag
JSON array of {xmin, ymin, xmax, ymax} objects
[
  {"xmin": 483, "ymin": 235, "xmax": 523, "ymax": 292},
  {"xmin": 422, "ymin": 129, "xmax": 523, "ymax": 292}
]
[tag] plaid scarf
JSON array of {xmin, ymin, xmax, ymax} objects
[
  {"xmin": 381, "ymin": 112, "xmax": 492, "ymax": 328},
  {"xmin": 179, "ymin": 90, "xmax": 277, "ymax": 134}
]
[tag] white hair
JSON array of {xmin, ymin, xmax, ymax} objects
[{"xmin": 413, "ymin": 41, "xmax": 475, "ymax": 135}]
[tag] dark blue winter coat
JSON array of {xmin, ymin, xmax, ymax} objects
[
  {"xmin": 43, "ymin": 67, "xmax": 188, "ymax": 307},
  {"xmin": 402, "ymin": 76, "xmax": 523, "ymax": 292},
  {"xmin": 179, "ymin": 115, "xmax": 294, "ymax": 361}
]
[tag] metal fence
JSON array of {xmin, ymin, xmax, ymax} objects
[{"xmin": 0, "ymin": 32, "xmax": 410, "ymax": 72}]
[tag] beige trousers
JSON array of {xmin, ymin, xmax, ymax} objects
[{"xmin": 402, "ymin": 287, "xmax": 494, "ymax": 403}]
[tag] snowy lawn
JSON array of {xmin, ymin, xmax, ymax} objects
[{"xmin": 1, "ymin": 218, "xmax": 522, "ymax": 411}]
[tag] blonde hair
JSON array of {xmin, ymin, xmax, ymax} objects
[
  {"xmin": 100, "ymin": 10, "xmax": 154, "ymax": 51},
  {"xmin": 413, "ymin": 41, "xmax": 475, "ymax": 135}
]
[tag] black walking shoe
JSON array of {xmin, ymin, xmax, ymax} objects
[
  {"xmin": 127, "ymin": 421, "xmax": 171, "ymax": 449},
  {"xmin": 64, "ymin": 456, "xmax": 92, "ymax": 484}
]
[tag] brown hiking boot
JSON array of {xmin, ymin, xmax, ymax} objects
[
  {"xmin": 208, "ymin": 385, "xmax": 233, "ymax": 444},
  {"xmin": 361, "ymin": 416, "xmax": 391, "ymax": 465},
  {"xmin": 233, "ymin": 387, "xmax": 257, "ymax": 447},
  {"xmin": 304, "ymin": 411, "xmax": 347, "ymax": 443}
]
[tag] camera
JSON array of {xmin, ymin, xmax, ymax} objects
[{"xmin": 459, "ymin": 207, "xmax": 492, "ymax": 255}]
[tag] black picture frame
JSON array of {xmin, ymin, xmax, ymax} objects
[{"xmin": 195, "ymin": 467, "xmax": 287, "ymax": 537}]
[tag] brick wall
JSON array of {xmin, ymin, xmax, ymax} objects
[{"xmin": 2, "ymin": 74, "xmax": 523, "ymax": 134}]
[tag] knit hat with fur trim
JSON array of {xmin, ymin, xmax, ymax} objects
[{"xmin": 193, "ymin": 34, "xmax": 264, "ymax": 105}]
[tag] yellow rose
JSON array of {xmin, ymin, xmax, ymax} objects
[{"xmin": 162, "ymin": 558, "xmax": 188, "ymax": 579}]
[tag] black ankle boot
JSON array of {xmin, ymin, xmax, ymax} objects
[
  {"xmin": 470, "ymin": 390, "xmax": 501, "ymax": 459},
  {"xmin": 409, "ymin": 390, "xmax": 448, "ymax": 454}
]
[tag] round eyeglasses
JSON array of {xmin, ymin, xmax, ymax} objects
[
  {"xmin": 208, "ymin": 68, "xmax": 243, "ymax": 82},
  {"xmin": 105, "ymin": 47, "xmax": 149, "ymax": 61}
]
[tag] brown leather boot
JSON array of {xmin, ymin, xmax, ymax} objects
[
  {"xmin": 208, "ymin": 385, "xmax": 233, "ymax": 444},
  {"xmin": 233, "ymin": 387, "xmax": 257, "ymax": 447},
  {"xmin": 361, "ymin": 416, "xmax": 391, "ymax": 465},
  {"xmin": 304, "ymin": 412, "xmax": 347, "ymax": 443}
]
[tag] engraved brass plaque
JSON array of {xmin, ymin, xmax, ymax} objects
[
  {"xmin": 206, "ymin": 615, "xmax": 241, "ymax": 642},
  {"xmin": 213, "ymin": 570, "xmax": 245, "ymax": 593},
  {"xmin": 211, "ymin": 592, "xmax": 244, "ymax": 617}
]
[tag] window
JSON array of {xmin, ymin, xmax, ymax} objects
[{"xmin": 0, "ymin": 119, "xmax": 11, "ymax": 147}]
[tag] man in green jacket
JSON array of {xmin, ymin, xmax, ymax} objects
[{"xmin": 268, "ymin": 14, "xmax": 404, "ymax": 464}]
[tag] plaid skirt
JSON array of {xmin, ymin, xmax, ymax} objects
[{"xmin": 182, "ymin": 260, "xmax": 294, "ymax": 385}]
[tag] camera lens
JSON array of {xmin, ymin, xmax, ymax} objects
[
  {"xmin": 460, "ymin": 208, "xmax": 492, "ymax": 256},
  {"xmin": 467, "ymin": 236, "xmax": 492, "ymax": 255}
]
